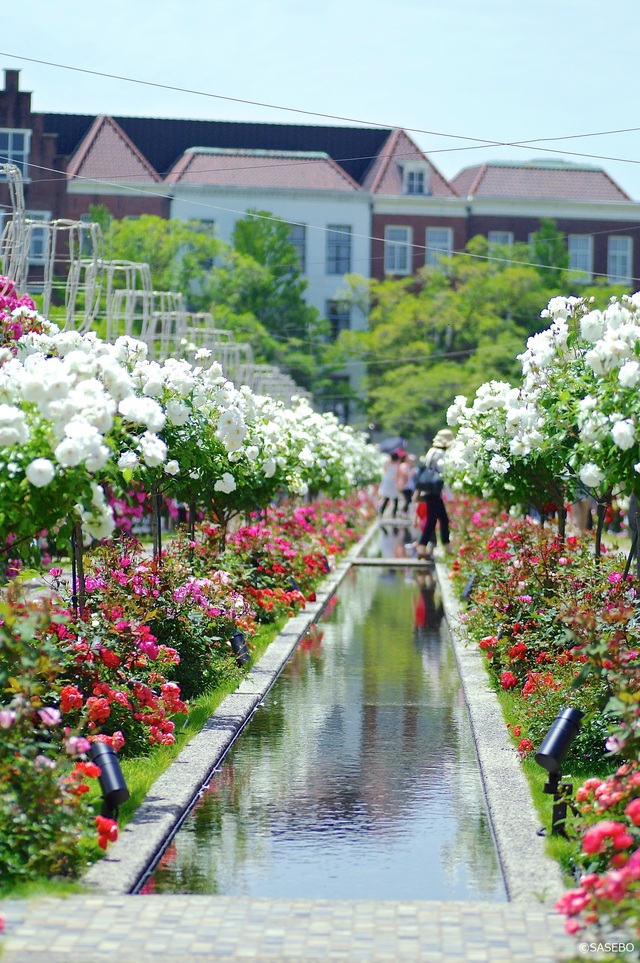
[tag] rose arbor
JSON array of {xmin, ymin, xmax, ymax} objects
[
  {"xmin": 0, "ymin": 281, "xmax": 383, "ymax": 577},
  {"xmin": 445, "ymin": 293, "xmax": 640, "ymax": 551}
]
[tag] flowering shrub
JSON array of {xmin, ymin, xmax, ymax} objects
[
  {"xmin": 0, "ymin": 598, "xmax": 101, "ymax": 885},
  {"xmin": 449, "ymin": 495, "xmax": 639, "ymax": 938},
  {"xmin": 443, "ymin": 292, "xmax": 640, "ymax": 558},
  {"xmin": 78, "ymin": 540, "xmax": 244, "ymax": 705},
  {"xmin": 452, "ymin": 502, "xmax": 616, "ymax": 768},
  {"xmin": 556, "ymin": 762, "xmax": 640, "ymax": 937},
  {"xmin": 0, "ymin": 278, "xmax": 383, "ymax": 573}
]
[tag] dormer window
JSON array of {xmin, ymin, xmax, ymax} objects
[
  {"xmin": 0, "ymin": 129, "xmax": 31, "ymax": 180},
  {"xmin": 402, "ymin": 164, "xmax": 429, "ymax": 195}
]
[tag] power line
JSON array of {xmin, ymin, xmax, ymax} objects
[
  {"xmin": 4, "ymin": 50, "xmax": 640, "ymax": 170},
  {"xmin": 14, "ymin": 153, "xmax": 640, "ymax": 285},
  {"xmin": 18, "ymin": 149, "xmax": 640, "ymax": 283}
]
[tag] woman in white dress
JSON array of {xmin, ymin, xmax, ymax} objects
[{"xmin": 378, "ymin": 450, "xmax": 400, "ymax": 517}]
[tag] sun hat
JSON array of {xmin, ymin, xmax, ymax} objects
[{"xmin": 433, "ymin": 428, "xmax": 455, "ymax": 449}]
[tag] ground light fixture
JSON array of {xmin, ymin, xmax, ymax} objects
[
  {"xmin": 230, "ymin": 630, "xmax": 251, "ymax": 667},
  {"xmin": 534, "ymin": 707, "xmax": 584, "ymax": 836},
  {"xmin": 89, "ymin": 742, "xmax": 130, "ymax": 819}
]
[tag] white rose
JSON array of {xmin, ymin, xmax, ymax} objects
[
  {"xmin": 165, "ymin": 400, "xmax": 190, "ymax": 426},
  {"xmin": 164, "ymin": 460, "xmax": 180, "ymax": 476},
  {"xmin": 118, "ymin": 451, "xmax": 139, "ymax": 471},
  {"xmin": 214, "ymin": 472, "xmax": 236, "ymax": 494},
  {"xmin": 25, "ymin": 458, "xmax": 55, "ymax": 488},
  {"xmin": 489, "ymin": 454, "xmax": 510, "ymax": 475},
  {"xmin": 579, "ymin": 462, "xmax": 605, "ymax": 489},
  {"xmin": 580, "ymin": 311, "xmax": 605, "ymax": 342},
  {"xmin": 611, "ymin": 419, "xmax": 636, "ymax": 451},
  {"xmin": 619, "ymin": 361, "xmax": 640, "ymax": 388},
  {"xmin": 138, "ymin": 431, "xmax": 167, "ymax": 467}
]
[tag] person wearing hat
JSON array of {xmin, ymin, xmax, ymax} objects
[{"xmin": 414, "ymin": 428, "xmax": 455, "ymax": 559}]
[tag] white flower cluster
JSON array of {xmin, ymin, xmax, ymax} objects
[
  {"xmin": 0, "ymin": 317, "xmax": 382, "ymax": 545},
  {"xmin": 447, "ymin": 290, "xmax": 640, "ymax": 508}
]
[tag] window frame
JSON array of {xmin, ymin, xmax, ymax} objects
[
  {"xmin": 326, "ymin": 224, "xmax": 352, "ymax": 275},
  {"xmin": 568, "ymin": 234, "xmax": 594, "ymax": 282},
  {"xmin": 488, "ymin": 230, "xmax": 514, "ymax": 249},
  {"xmin": 325, "ymin": 299, "xmax": 351, "ymax": 341},
  {"xmin": 425, "ymin": 226, "xmax": 453, "ymax": 268},
  {"xmin": 384, "ymin": 225, "xmax": 412, "ymax": 275},
  {"xmin": 401, "ymin": 163, "xmax": 430, "ymax": 196},
  {"xmin": 26, "ymin": 210, "xmax": 51, "ymax": 265},
  {"xmin": 289, "ymin": 223, "xmax": 306, "ymax": 272},
  {"xmin": 607, "ymin": 235, "xmax": 633, "ymax": 285},
  {"xmin": 0, "ymin": 128, "xmax": 31, "ymax": 181}
]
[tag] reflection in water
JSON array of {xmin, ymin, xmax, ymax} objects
[{"xmin": 145, "ymin": 561, "xmax": 506, "ymax": 902}]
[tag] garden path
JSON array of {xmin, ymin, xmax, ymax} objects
[{"xmin": 0, "ymin": 893, "xmax": 577, "ymax": 962}]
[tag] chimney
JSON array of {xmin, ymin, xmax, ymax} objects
[{"xmin": 4, "ymin": 69, "xmax": 20, "ymax": 93}]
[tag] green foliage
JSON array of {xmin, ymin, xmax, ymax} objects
[
  {"xmin": 338, "ymin": 232, "xmax": 625, "ymax": 443},
  {"xmin": 531, "ymin": 217, "xmax": 569, "ymax": 286},
  {"xmin": 103, "ymin": 215, "xmax": 221, "ymax": 311}
]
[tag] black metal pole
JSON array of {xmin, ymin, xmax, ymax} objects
[
  {"xmin": 70, "ymin": 531, "xmax": 78, "ymax": 617},
  {"xmin": 624, "ymin": 530, "xmax": 638, "ymax": 581}
]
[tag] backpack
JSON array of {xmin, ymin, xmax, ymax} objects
[{"xmin": 414, "ymin": 457, "xmax": 444, "ymax": 495}]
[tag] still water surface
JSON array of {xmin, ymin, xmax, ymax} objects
[{"xmin": 144, "ymin": 541, "xmax": 506, "ymax": 901}]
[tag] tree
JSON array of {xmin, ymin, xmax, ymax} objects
[
  {"xmin": 530, "ymin": 217, "xmax": 569, "ymax": 286},
  {"xmin": 103, "ymin": 215, "xmax": 221, "ymax": 311},
  {"xmin": 209, "ymin": 211, "xmax": 332, "ymax": 393},
  {"xmin": 337, "ymin": 235, "xmax": 626, "ymax": 443}
]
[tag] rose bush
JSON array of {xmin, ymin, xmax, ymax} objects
[{"xmin": 0, "ymin": 598, "xmax": 102, "ymax": 885}]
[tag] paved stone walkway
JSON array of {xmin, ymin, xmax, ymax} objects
[{"xmin": 0, "ymin": 894, "xmax": 578, "ymax": 962}]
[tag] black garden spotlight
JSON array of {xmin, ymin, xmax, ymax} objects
[
  {"xmin": 535, "ymin": 707, "xmax": 583, "ymax": 836},
  {"xmin": 89, "ymin": 742, "xmax": 130, "ymax": 820},
  {"xmin": 230, "ymin": 630, "xmax": 251, "ymax": 667}
]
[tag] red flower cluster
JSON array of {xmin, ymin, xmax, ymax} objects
[{"xmin": 95, "ymin": 815, "xmax": 118, "ymax": 851}]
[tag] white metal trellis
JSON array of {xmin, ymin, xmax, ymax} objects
[
  {"xmin": 0, "ymin": 163, "xmax": 29, "ymax": 294},
  {"xmin": 104, "ymin": 261, "xmax": 154, "ymax": 342},
  {"xmin": 34, "ymin": 219, "xmax": 105, "ymax": 330},
  {"xmin": 0, "ymin": 197, "xmax": 309, "ymax": 404}
]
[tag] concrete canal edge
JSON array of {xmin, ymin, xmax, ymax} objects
[
  {"xmin": 83, "ymin": 523, "xmax": 567, "ymax": 909},
  {"xmin": 435, "ymin": 561, "xmax": 567, "ymax": 907},
  {"xmin": 82, "ymin": 522, "xmax": 380, "ymax": 896}
]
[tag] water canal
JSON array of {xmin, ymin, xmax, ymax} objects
[{"xmin": 142, "ymin": 526, "xmax": 506, "ymax": 902}]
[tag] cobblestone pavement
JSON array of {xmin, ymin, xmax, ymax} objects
[{"xmin": 0, "ymin": 895, "xmax": 578, "ymax": 962}]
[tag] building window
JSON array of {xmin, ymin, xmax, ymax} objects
[
  {"xmin": 568, "ymin": 235, "xmax": 593, "ymax": 281},
  {"xmin": 0, "ymin": 129, "xmax": 31, "ymax": 179},
  {"xmin": 384, "ymin": 226, "xmax": 412, "ymax": 274},
  {"xmin": 325, "ymin": 300, "xmax": 351, "ymax": 340},
  {"xmin": 289, "ymin": 223, "xmax": 306, "ymax": 271},
  {"xmin": 401, "ymin": 164, "xmax": 429, "ymax": 195},
  {"xmin": 326, "ymin": 225, "xmax": 351, "ymax": 274},
  {"xmin": 26, "ymin": 211, "xmax": 50, "ymax": 265},
  {"xmin": 608, "ymin": 236, "xmax": 633, "ymax": 285},
  {"xmin": 488, "ymin": 231, "xmax": 514, "ymax": 249},
  {"xmin": 425, "ymin": 227, "xmax": 453, "ymax": 267}
]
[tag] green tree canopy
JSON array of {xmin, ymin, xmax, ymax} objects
[{"xmin": 338, "ymin": 233, "xmax": 629, "ymax": 443}]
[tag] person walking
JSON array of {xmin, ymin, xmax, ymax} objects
[
  {"xmin": 396, "ymin": 452, "xmax": 416, "ymax": 517},
  {"xmin": 378, "ymin": 450, "xmax": 400, "ymax": 518},
  {"xmin": 415, "ymin": 429, "xmax": 455, "ymax": 559}
]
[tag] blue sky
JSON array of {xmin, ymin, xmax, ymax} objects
[{"xmin": 3, "ymin": 0, "xmax": 640, "ymax": 196}]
